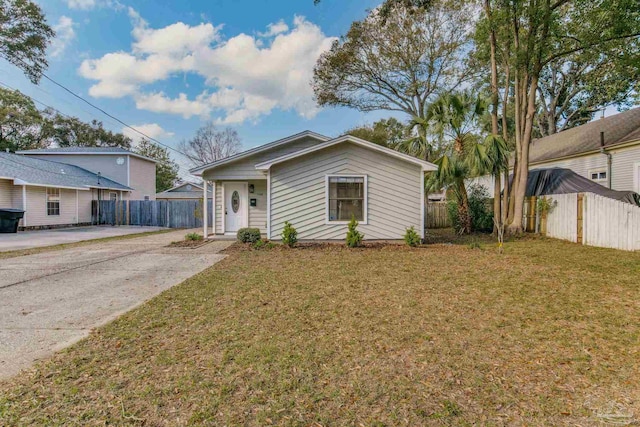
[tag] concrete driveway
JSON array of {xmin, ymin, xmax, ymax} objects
[
  {"xmin": 0, "ymin": 229, "xmax": 232, "ymax": 380},
  {"xmin": 0, "ymin": 226, "xmax": 165, "ymax": 252}
]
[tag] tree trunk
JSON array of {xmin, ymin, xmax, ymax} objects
[
  {"xmin": 508, "ymin": 74, "xmax": 539, "ymax": 234},
  {"xmin": 485, "ymin": 0, "xmax": 501, "ymax": 233},
  {"xmin": 457, "ymin": 179, "xmax": 472, "ymax": 234}
]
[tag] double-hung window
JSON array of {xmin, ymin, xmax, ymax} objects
[
  {"xmin": 326, "ymin": 175, "xmax": 367, "ymax": 223},
  {"xmin": 46, "ymin": 188, "xmax": 60, "ymax": 216}
]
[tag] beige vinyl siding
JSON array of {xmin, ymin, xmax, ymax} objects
[
  {"xmin": 470, "ymin": 143, "xmax": 640, "ymax": 193},
  {"xmin": 78, "ymin": 189, "xmax": 94, "ymax": 223},
  {"xmin": 270, "ymin": 142, "xmax": 422, "ymax": 240},
  {"xmin": 529, "ymin": 144, "xmax": 640, "ymax": 192},
  {"xmin": 203, "ymin": 136, "xmax": 323, "ymax": 181},
  {"xmin": 128, "ymin": 156, "xmax": 156, "ymax": 200},
  {"xmin": 24, "ymin": 187, "xmax": 81, "ymax": 227},
  {"xmin": 1, "ymin": 179, "xmax": 26, "ymax": 226},
  {"xmin": 23, "ymin": 154, "xmax": 128, "ymax": 185},
  {"xmin": 0, "ymin": 178, "xmax": 16, "ymax": 207}
]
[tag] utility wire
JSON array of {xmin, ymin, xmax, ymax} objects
[
  {"xmin": 0, "ymin": 79, "xmax": 194, "ymax": 182},
  {"xmin": 0, "ymin": 55, "xmax": 194, "ymax": 164}
]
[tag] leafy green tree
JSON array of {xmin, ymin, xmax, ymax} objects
[
  {"xmin": 535, "ymin": 49, "xmax": 640, "ymax": 136},
  {"xmin": 135, "ymin": 138, "xmax": 179, "ymax": 192},
  {"xmin": 0, "ymin": 86, "xmax": 51, "ymax": 151},
  {"xmin": 477, "ymin": 0, "xmax": 640, "ymax": 233},
  {"xmin": 0, "ymin": 0, "xmax": 55, "ymax": 84},
  {"xmin": 49, "ymin": 115, "xmax": 132, "ymax": 148},
  {"xmin": 345, "ymin": 118, "xmax": 408, "ymax": 148},
  {"xmin": 313, "ymin": 0, "xmax": 474, "ymax": 145}
]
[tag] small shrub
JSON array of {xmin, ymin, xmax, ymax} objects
[
  {"xmin": 345, "ymin": 215, "xmax": 364, "ymax": 248},
  {"xmin": 252, "ymin": 239, "xmax": 275, "ymax": 250},
  {"xmin": 281, "ymin": 221, "xmax": 298, "ymax": 247},
  {"xmin": 185, "ymin": 232, "xmax": 203, "ymax": 241},
  {"xmin": 537, "ymin": 196, "xmax": 554, "ymax": 216},
  {"xmin": 404, "ymin": 226, "xmax": 421, "ymax": 247},
  {"xmin": 237, "ymin": 227, "xmax": 261, "ymax": 243}
]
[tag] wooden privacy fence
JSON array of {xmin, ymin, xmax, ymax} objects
[
  {"xmin": 524, "ymin": 193, "xmax": 640, "ymax": 251},
  {"xmin": 426, "ymin": 202, "xmax": 451, "ymax": 228},
  {"xmin": 92, "ymin": 200, "xmax": 213, "ymax": 229}
]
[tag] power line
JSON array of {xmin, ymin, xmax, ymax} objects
[
  {"xmin": 0, "ymin": 79, "xmax": 193, "ymax": 182},
  {"xmin": 0, "ymin": 54, "xmax": 194, "ymax": 164}
]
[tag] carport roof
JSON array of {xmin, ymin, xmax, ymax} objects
[{"xmin": 0, "ymin": 152, "xmax": 131, "ymax": 191}]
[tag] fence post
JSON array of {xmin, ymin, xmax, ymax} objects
[{"xmin": 577, "ymin": 193, "xmax": 584, "ymax": 244}]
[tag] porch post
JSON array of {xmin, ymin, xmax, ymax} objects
[
  {"xmin": 212, "ymin": 181, "xmax": 216, "ymax": 236},
  {"xmin": 203, "ymin": 180, "xmax": 208, "ymax": 238}
]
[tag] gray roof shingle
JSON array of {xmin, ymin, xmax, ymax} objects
[
  {"xmin": 0, "ymin": 152, "xmax": 131, "ymax": 190},
  {"xmin": 530, "ymin": 107, "xmax": 640, "ymax": 164}
]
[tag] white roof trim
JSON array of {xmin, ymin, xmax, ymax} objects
[
  {"xmin": 189, "ymin": 130, "xmax": 330, "ymax": 175},
  {"xmin": 255, "ymin": 135, "xmax": 438, "ymax": 172},
  {"xmin": 17, "ymin": 150, "xmax": 159, "ymax": 163},
  {"xmin": 12, "ymin": 179, "xmax": 91, "ymax": 191}
]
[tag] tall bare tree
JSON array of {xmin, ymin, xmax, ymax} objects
[{"xmin": 179, "ymin": 122, "xmax": 242, "ymax": 167}]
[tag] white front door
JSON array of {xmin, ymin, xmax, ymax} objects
[{"xmin": 224, "ymin": 182, "xmax": 247, "ymax": 233}]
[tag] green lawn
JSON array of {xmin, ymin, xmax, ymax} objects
[{"xmin": 1, "ymin": 232, "xmax": 639, "ymax": 426}]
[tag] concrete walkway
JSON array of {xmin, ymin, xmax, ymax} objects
[
  {"xmin": 0, "ymin": 229, "xmax": 233, "ymax": 380},
  {"xmin": 0, "ymin": 226, "xmax": 165, "ymax": 252}
]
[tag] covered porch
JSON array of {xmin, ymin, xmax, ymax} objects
[{"xmin": 201, "ymin": 179, "xmax": 268, "ymax": 239}]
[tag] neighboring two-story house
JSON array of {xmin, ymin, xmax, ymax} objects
[
  {"xmin": 471, "ymin": 108, "xmax": 640, "ymax": 194},
  {"xmin": 17, "ymin": 147, "xmax": 157, "ymax": 200},
  {"xmin": 0, "ymin": 147, "xmax": 156, "ymax": 229}
]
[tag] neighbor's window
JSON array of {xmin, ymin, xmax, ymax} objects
[
  {"xmin": 590, "ymin": 170, "xmax": 607, "ymax": 182},
  {"xmin": 327, "ymin": 176, "xmax": 366, "ymax": 222},
  {"xmin": 46, "ymin": 188, "xmax": 60, "ymax": 216}
]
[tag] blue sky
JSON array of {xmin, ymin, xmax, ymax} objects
[{"xmin": 1, "ymin": 0, "xmax": 387, "ymax": 177}]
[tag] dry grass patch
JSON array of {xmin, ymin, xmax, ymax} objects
[{"xmin": 1, "ymin": 233, "xmax": 639, "ymax": 426}]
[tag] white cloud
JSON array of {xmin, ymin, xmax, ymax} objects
[
  {"xmin": 66, "ymin": 0, "xmax": 124, "ymax": 10},
  {"xmin": 78, "ymin": 12, "xmax": 336, "ymax": 124},
  {"xmin": 258, "ymin": 20, "xmax": 289, "ymax": 37},
  {"xmin": 66, "ymin": 0, "xmax": 96, "ymax": 9},
  {"xmin": 50, "ymin": 16, "xmax": 76, "ymax": 58},
  {"xmin": 122, "ymin": 123, "xmax": 175, "ymax": 144}
]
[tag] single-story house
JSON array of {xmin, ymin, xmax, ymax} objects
[
  {"xmin": 0, "ymin": 151, "xmax": 131, "ymax": 229},
  {"xmin": 17, "ymin": 146, "xmax": 157, "ymax": 200},
  {"xmin": 156, "ymin": 182, "xmax": 211, "ymax": 200},
  {"xmin": 190, "ymin": 131, "xmax": 437, "ymax": 240},
  {"xmin": 473, "ymin": 107, "xmax": 640, "ymax": 193}
]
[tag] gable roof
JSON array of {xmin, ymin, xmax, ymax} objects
[
  {"xmin": 0, "ymin": 152, "xmax": 131, "ymax": 191},
  {"xmin": 189, "ymin": 130, "xmax": 330, "ymax": 175},
  {"xmin": 530, "ymin": 107, "xmax": 640, "ymax": 164},
  {"xmin": 17, "ymin": 146, "xmax": 158, "ymax": 163},
  {"xmin": 156, "ymin": 182, "xmax": 211, "ymax": 196},
  {"xmin": 255, "ymin": 135, "xmax": 437, "ymax": 172}
]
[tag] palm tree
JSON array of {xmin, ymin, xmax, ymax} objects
[{"xmin": 427, "ymin": 91, "xmax": 509, "ymax": 234}]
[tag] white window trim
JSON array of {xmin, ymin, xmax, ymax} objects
[
  {"xmin": 325, "ymin": 174, "xmax": 368, "ymax": 225},
  {"xmin": 46, "ymin": 187, "xmax": 61, "ymax": 216},
  {"xmin": 634, "ymin": 162, "xmax": 640, "ymax": 193},
  {"xmin": 588, "ymin": 168, "xmax": 607, "ymax": 182}
]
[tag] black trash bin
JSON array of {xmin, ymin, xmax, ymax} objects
[{"xmin": 0, "ymin": 208, "xmax": 25, "ymax": 233}]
